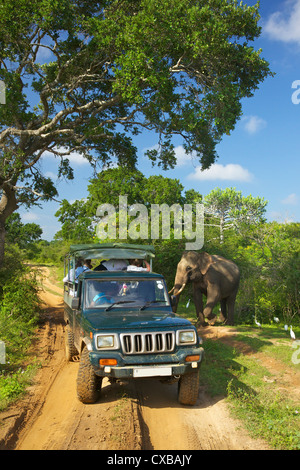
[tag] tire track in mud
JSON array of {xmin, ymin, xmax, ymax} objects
[{"xmin": 130, "ymin": 379, "xmax": 269, "ymax": 450}]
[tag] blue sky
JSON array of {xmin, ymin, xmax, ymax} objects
[{"xmin": 19, "ymin": 0, "xmax": 300, "ymax": 241}]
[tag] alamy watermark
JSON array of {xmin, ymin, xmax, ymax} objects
[
  {"xmin": 96, "ymin": 196, "xmax": 204, "ymax": 250},
  {"xmin": 0, "ymin": 340, "xmax": 6, "ymax": 365},
  {"xmin": 291, "ymin": 80, "xmax": 300, "ymax": 104},
  {"xmin": 0, "ymin": 80, "xmax": 5, "ymax": 105},
  {"xmin": 292, "ymin": 340, "xmax": 300, "ymax": 365}
]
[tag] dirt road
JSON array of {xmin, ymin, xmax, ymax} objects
[{"xmin": 0, "ymin": 268, "xmax": 269, "ymax": 450}]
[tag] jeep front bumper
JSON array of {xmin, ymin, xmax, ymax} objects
[{"xmin": 89, "ymin": 346, "xmax": 204, "ymax": 379}]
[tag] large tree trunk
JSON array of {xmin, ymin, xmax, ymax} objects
[{"xmin": 0, "ymin": 185, "xmax": 18, "ymax": 268}]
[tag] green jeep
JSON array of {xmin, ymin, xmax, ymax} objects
[{"xmin": 63, "ymin": 243, "xmax": 203, "ymax": 406}]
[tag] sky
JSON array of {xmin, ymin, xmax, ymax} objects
[{"xmin": 18, "ymin": 0, "xmax": 300, "ymax": 241}]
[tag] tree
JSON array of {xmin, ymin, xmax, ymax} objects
[
  {"xmin": 55, "ymin": 167, "xmax": 185, "ymax": 242},
  {"xmin": 235, "ymin": 222, "xmax": 300, "ymax": 324},
  {"xmin": 5, "ymin": 213, "xmax": 42, "ymax": 249},
  {"xmin": 54, "ymin": 199, "xmax": 95, "ymax": 242},
  {"xmin": 204, "ymin": 187, "xmax": 268, "ymax": 244},
  {"xmin": 0, "ymin": 0, "xmax": 272, "ymax": 264}
]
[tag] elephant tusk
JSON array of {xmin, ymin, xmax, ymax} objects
[
  {"xmin": 174, "ymin": 283, "xmax": 186, "ymax": 296},
  {"xmin": 168, "ymin": 286, "xmax": 175, "ymax": 294}
]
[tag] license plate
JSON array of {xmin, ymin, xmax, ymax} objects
[{"xmin": 133, "ymin": 367, "xmax": 172, "ymax": 378}]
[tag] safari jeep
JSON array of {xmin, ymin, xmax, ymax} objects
[{"xmin": 63, "ymin": 243, "xmax": 203, "ymax": 406}]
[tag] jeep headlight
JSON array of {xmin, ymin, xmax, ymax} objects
[
  {"xmin": 177, "ymin": 330, "xmax": 196, "ymax": 345},
  {"xmin": 96, "ymin": 334, "xmax": 117, "ymax": 350}
]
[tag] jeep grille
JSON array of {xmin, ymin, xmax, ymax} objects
[{"xmin": 120, "ymin": 332, "xmax": 175, "ymax": 354}]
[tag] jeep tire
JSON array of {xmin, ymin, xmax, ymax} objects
[
  {"xmin": 65, "ymin": 325, "xmax": 78, "ymax": 361},
  {"xmin": 77, "ymin": 346, "xmax": 102, "ymax": 403},
  {"xmin": 178, "ymin": 369, "xmax": 200, "ymax": 406}
]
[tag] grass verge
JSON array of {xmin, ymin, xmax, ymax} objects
[{"xmin": 199, "ymin": 330, "xmax": 300, "ymax": 450}]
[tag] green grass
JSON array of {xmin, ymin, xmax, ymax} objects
[
  {"xmin": 199, "ymin": 331, "xmax": 300, "ymax": 450},
  {"xmin": 234, "ymin": 325, "xmax": 300, "ymax": 367},
  {"xmin": 0, "ymin": 364, "xmax": 40, "ymax": 412}
]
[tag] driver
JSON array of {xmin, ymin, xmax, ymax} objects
[{"xmin": 90, "ymin": 282, "xmax": 118, "ymax": 307}]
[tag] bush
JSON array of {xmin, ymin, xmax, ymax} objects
[
  {"xmin": 0, "ymin": 267, "xmax": 39, "ymax": 366},
  {"xmin": 0, "ymin": 248, "xmax": 40, "ymax": 408}
]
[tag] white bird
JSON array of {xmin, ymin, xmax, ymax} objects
[
  {"xmin": 274, "ymin": 317, "xmax": 280, "ymax": 323},
  {"xmin": 284, "ymin": 324, "xmax": 288, "ymax": 331},
  {"xmin": 290, "ymin": 326, "xmax": 296, "ymax": 340},
  {"xmin": 254, "ymin": 317, "xmax": 262, "ymax": 328}
]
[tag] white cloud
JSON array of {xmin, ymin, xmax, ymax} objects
[
  {"xmin": 44, "ymin": 171, "xmax": 58, "ymax": 180},
  {"xmin": 187, "ymin": 163, "xmax": 253, "ymax": 182},
  {"xmin": 36, "ymin": 45, "xmax": 54, "ymax": 64},
  {"xmin": 243, "ymin": 116, "xmax": 267, "ymax": 135},
  {"xmin": 67, "ymin": 151, "xmax": 90, "ymax": 166},
  {"xmin": 174, "ymin": 145, "xmax": 195, "ymax": 166},
  {"xmin": 43, "ymin": 147, "xmax": 89, "ymax": 166},
  {"xmin": 281, "ymin": 193, "xmax": 299, "ymax": 205},
  {"xmin": 22, "ymin": 212, "xmax": 39, "ymax": 222},
  {"xmin": 264, "ymin": 0, "xmax": 300, "ymax": 44}
]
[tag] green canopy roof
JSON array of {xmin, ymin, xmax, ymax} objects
[{"xmin": 68, "ymin": 243, "xmax": 155, "ymax": 260}]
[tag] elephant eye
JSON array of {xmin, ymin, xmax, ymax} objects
[{"xmin": 186, "ymin": 266, "xmax": 192, "ymax": 272}]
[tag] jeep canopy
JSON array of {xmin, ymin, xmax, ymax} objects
[{"xmin": 67, "ymin": 243, "xmax": 155, "ymax": 260}]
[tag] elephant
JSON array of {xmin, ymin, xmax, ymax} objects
[{"xmin": 170, "ymin": 251, "xmax": 240, "ymax": 326}]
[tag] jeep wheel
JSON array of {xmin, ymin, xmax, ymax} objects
[
  {"xmin": 77, "ymin": 347, "xmax": 102, "ymax": 404},
  {"xmin": 178, "ymin": 369, "xmax": 200, "ymax": 406},
  {"xmin": 65, "ymin": 326, "xmax": 78, "ymax": 361}
]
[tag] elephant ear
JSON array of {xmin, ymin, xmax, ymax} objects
[{"xmin": 199, "ymin": 252, "xmax": 213, "ymax": 275}]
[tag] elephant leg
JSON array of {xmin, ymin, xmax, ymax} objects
[
  {"xmin": 192, "ymin": 283, "xmax": 206, "ymax": 326},
  {"xmin": 219, "ymin": 299, "xmax": 227, "ymax": 323},
  {"xmin": 226, "ymin": 291, "xmax": 238, "ymax": 326},
  {"xmin": 203, "ymin": 288, "xmax": 220, "ymax": 325}
]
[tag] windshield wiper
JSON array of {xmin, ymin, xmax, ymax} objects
[
  {"xmin": 139, "ymin": 300, "xmax": 167, "ymax": 311},
  {"xmin": 105, "ymin": 300, "xmax": 135, "ymax": 311}
]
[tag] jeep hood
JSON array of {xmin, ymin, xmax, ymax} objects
[{"xmin": 84, "ymin": 310, "xmax": 193, "ymax": 331}]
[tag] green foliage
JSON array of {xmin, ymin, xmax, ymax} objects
[
  {"xmin": 54, "ymin": 168, "xmax": 186, "ymax": 243},
  {"xmin": 204, "ymin": 187, "xmax": 268, "ymax": 244},
  {"xmin": 0, "ymin": 247, "xmax": 40, "ymax": 407},
  {"xmin": 32, "ymin": 239, "xmax": 70, "ymax": 265},
  {"xmin": 5, "ymin": 213, "xmax": 43, "ymax": 259},
  {"xmin": 0, "ymin": 365, "xmax": 38, "ymax": 411},
  {"xmin": 0, "ymin": 270, "xmax": 39, "ymax": 364},
  {"xmin": 232, "ymin": 222, "xmax": 300, "ymax": 324}
]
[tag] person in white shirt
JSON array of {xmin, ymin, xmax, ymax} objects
[
  {"xmin": 127, "ymin": 259, "xmax": 150, "ymax": 272},
  {"xmin": 101, "ymin": 259, "xmax": 128, "ymax": 271}
]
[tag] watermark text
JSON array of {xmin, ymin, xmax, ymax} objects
[
  {"xmin": 0, "ymin": 80, "xmax": 5, "ymax": 105},
  {"xmin": 96, "ymin": 196, "xmax": 204, "ymax": 250},
  {"xmin": 291, "ymin": 340, "xmax": 300, "ymax": 365},
  {"xmin": 0, "ymin": 340, "xmax": 6, "ymax": 364}
]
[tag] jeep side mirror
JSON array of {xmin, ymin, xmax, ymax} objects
[{"xmin": 71, "ymin": 297, "xmax": 80, "ymax": 310}]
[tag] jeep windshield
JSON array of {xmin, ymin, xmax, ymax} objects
[{"xmin": 84, "ymin": 278, "xmax": 170, "ymax": 310}]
